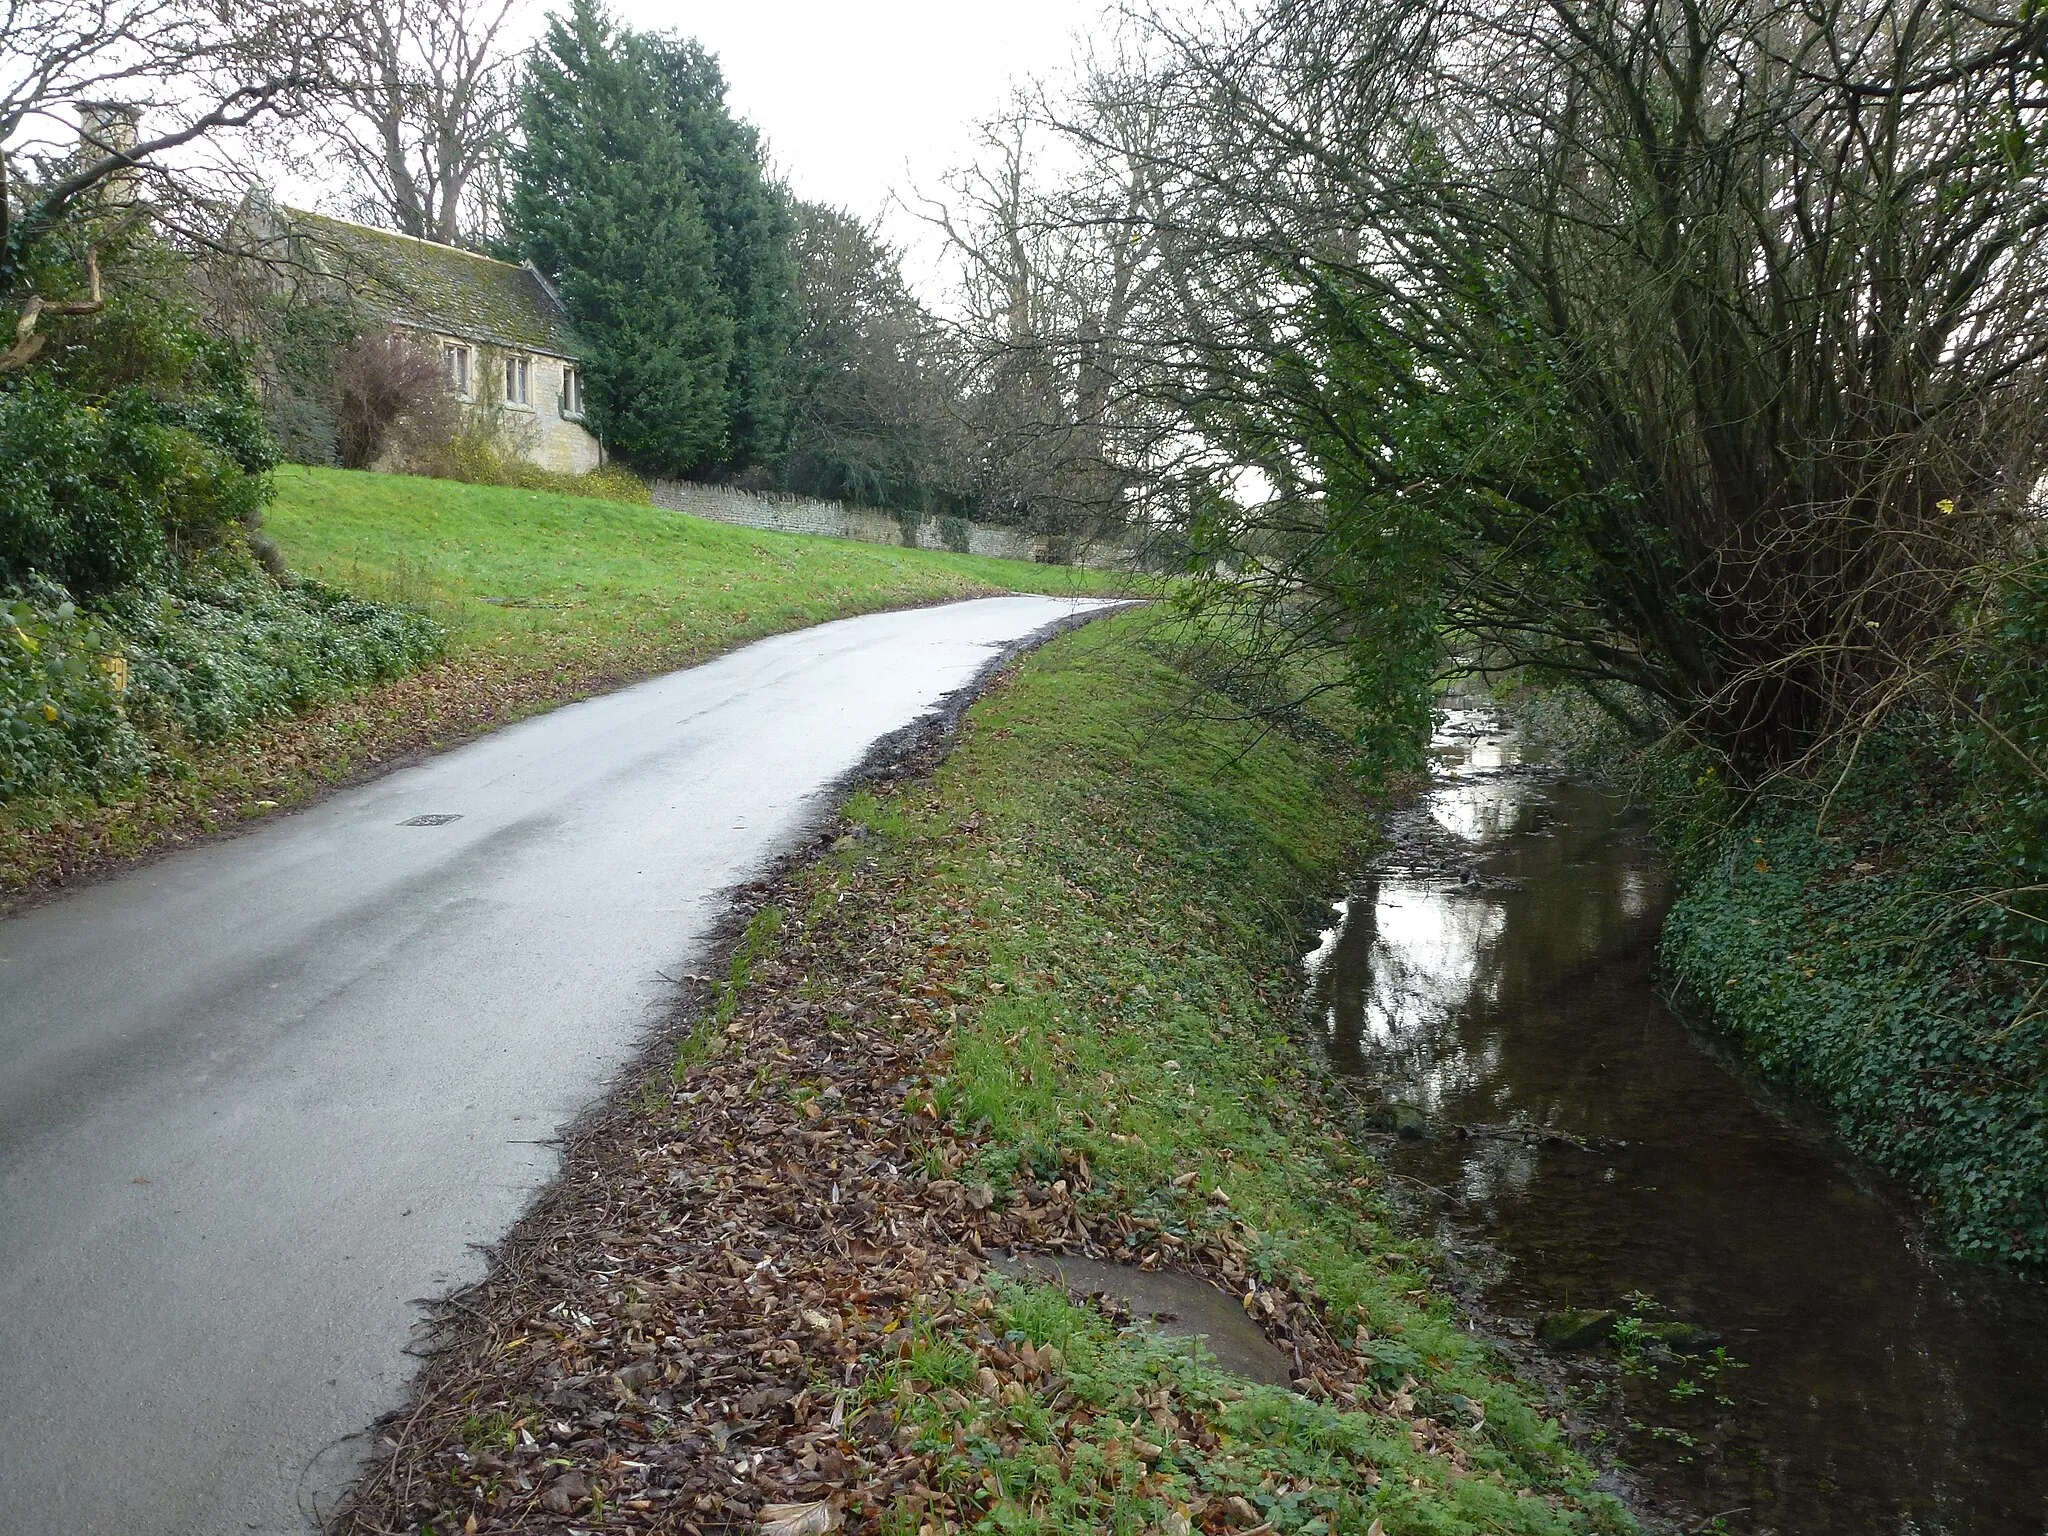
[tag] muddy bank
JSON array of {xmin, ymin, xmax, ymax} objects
[{"xmin": 1312, "ymin": 708, "xmax": 2048, "ymax": 1534}]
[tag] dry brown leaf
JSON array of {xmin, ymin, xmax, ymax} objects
[
  {"xmin": 759, "ymin": 1498, "xmax": 841, "ymax": 1535},
  {"xmin": 330, "ymin": 783, "xmax": 1413, "ymax": 1536}
]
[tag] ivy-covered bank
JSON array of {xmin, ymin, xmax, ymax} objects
[
  {"xmin": 3, "ymin": 558, "xmax": 440, "ymax": 804},
  {"xmin": 1659, "ymin": 567, "xmax": 2048, "ymax": 1273},
  {"xmin": 1660, "ymin": 735, "xmax": 2048, "ymax": 1273},
  {"xmin": 339, "ymin": 611, "xmax": 1629, "ymax": 1536}
]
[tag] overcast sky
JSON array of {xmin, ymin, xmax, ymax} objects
[
  {"xmin": 250, "ymin": 0, "xmax": 1117, "ymax": 295},
  {"xmin": 614, "ymin": 0, "xmax": 1106, "ymax": 212},
  {"xmin": 606, "ymin": 0, "xmax": 1112, "ymax": 274}
]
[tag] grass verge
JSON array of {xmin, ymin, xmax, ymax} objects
[
  {"xmin": 336, "ymin": 611, "xmax": 1627, "ymax": 1536},
  {"xmin": 0, "ymin": 465, "xmax": 1130, "ymax": 907}
]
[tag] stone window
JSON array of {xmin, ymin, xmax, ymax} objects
[
  {"xmin": 443, "ymin": 342, "xmax": 471, "ymax": 397},
  {"xmin": 561, "ymin": 364, "xmax": 585, "ymax": 420},
  {"xmin": 504, "ymin": 353, "xmax": 532, "ymax": 407}
]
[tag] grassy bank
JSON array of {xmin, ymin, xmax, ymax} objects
[
  {"xmin": 264, "ymin": 467, "xmax": 1121, "ymax": 668},
  {"xmin": 1659, "ymin": 738, "xmax": 2048, "ymax": 1272},
  {"xmin": 341, "ymin": 611, "xmax": 1627, "ymax": 1536},
  {"xmin": 0, "ymin": 466, "xmax": 1128, "ymax": 904}
]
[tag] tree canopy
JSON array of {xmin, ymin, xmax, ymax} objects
[
  {"xmin": 957, "ymin": 0, "xmax": 2048, "ymax": 777},
  {"xmin": 508, "ymin": 0, "xmax": 792, "ymax": 478},
  {"xmin": 780, "ymin": 202, "xmax": 962, "ymax": 511}
]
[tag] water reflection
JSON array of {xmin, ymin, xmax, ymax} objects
[
  {"xmin": 1427, "ymin": 776, "xmax": 1530, "ymax": 841},
  {"xmin": 1312, "ymin": 713, "xmax": 2048, "ymax": 1535}
]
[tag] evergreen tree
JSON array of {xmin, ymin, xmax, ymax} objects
[
  {"xmin": 780, "ymin": 201, "xmax": 961, "ymax": 512},
  {"xmin": 509, "ymin": 0, "xmax": 732, "ymax": 474},
  {"xmin": 643, "ymin": 37, "xmax": 796, "ymax": 471},
  {"xmin": 509, "ymin": 2, "xmax": 795, "ymax": 477}
]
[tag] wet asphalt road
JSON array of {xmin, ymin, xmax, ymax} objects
[{"xmin": 0, "ymin": 594, "xmax": 1114, "ymax": 1535}]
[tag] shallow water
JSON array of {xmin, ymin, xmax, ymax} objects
[{"xmin": 1308, "ymin": 711, "xmax": 2048, "ymax": 1535}]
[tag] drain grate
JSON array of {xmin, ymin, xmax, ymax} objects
[{"xmin": 400, "ymin": 814, "xmax": 463, "ymax": 827}]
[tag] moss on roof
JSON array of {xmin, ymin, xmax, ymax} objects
[{"xmin": 286, "ymin": 210, "xmax": 584, "ymax": 359}]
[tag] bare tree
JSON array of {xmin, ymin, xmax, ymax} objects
[
  {"xmin": 313, "ymin": 0, "xmax": 523, "ymax": 246},
  {"xmin": 333, "ymin": 328, "xmax": 453, "ymax": 466},
  {"xmin": 918, "ymin": 84, "xmax": 1179, "ymax": 554},
  {"xmin": 1, "ymin": 0, "xmax": 342, "ymax": 331},
  {"xmin": 1013, "ymin": 0, "xmax": 2048, "ymax": 774}
]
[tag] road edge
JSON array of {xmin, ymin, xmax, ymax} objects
[
  {"xmin": 302, "ymin": 596, "xmax": 1139, "ymax": 1528},
  {"xmin": 0, "ymin": 594, "xmax": 1138, "ymax": 924}
]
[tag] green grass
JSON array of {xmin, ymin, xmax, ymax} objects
[
  {"xmin": 266, "ymin": 465, "xmax": 1129, "ymax": 671},
  {"xmin": 804, "ymin": 612, "xmax": 1629, "ymax": 1534},
  {"xmin": 2, "ymin": 468, "xmax": 1135, "ymax": 901}
]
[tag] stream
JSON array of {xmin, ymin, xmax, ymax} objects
[{"xmin": 1306, "ymin": 709, "xmax": 2048, "ymax": 1535}]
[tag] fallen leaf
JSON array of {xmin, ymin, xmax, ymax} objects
[
  {"xmin": 759, "ymin": 1499, "xmax": 841, "ymax": 1535},
  {"xmin": 541, "ymin": 1471, "xmax": 590, "ymax": 1514}
]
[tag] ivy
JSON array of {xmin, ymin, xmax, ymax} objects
[{"xmin": 1663, "ymin": 727, "xmax": 2048, "ymax": 1270}]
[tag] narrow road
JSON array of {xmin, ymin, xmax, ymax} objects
[{"xmin": 0, "ymin": 594, "xmax": 1115, "ymax": 1536}]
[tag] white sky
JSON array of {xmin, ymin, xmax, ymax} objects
[
  {"xmin": 251, "ymin": 0, "xmax": 1119, "ymax": 297},
  {"xmin": 616, "ymin": 0, "xmax": 1110, "ymax": 234}
]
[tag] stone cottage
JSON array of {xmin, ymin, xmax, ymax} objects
[{"xmin": 259, "ymin": 207, "xmax": 602, "ymax": 475}]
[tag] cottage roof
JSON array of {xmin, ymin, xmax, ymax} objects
[{"xmin": 282, "ymin": 209, "xmax": 584, "ymax": 360}]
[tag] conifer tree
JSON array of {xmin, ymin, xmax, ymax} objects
[
  {"xmin": 509, "ymin": 1, "xmax": 795, "ymax": 477},
  {"xmin": 643, "ymin": 36, "xmax": 795, "ymax": 471},
  {"xmin": 508, "ymin": 0, "xmax": 732, "ymax": 474}
]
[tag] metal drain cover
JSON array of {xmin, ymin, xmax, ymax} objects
[{"xmin": 400, "ymin": 814, "xmax": 463, "ymax": 827}]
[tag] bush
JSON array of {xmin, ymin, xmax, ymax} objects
[
  {"xmin": 0, "ymin": 554, "xmax": 445, "ymax": 804},
  {"xmin": 0, "ymin": 378, "xmax": 181, "ymax": 596},
  {"xmin": 0, "ymin": 581, "xmax": 147, "ymax": 800},
  {"xmin": 335, "ymin": 334, "xmax": 454, "ymax": 470},
  {"xmin": 0, "ymin": 378, "xmax": 280, "ymax": 598},
  {"xmin": 2, "ymin": 270, "xmax": 282, "ymax": 598},
  {"xmin": 1954, "ymin": 564, "xmax": 2048, "ymax": 961}
]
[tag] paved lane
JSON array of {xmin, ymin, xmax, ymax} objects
[{"xmin": 0, "ymin": 594, "xmax": 1115, "ymax": 1535}]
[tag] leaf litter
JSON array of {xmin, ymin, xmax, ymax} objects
[{"xmin": 328, "ymin": 640, "xmax": 1614, "ymax": 1536}]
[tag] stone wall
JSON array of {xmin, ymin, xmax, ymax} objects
[
  {"xmin": 412, "ymin": 331, "xmax": 603, "ymax": 475},
  {"xmin": 470, "ymin": 343, "xmax": 601, "ymax": 475},
  {"xmin": 645, "ymin": 480, "xmax": 1130, "ymax": 568}
]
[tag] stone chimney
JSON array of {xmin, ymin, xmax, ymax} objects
[{"xmin": 75, "ymin": 102, "xmax": 142, "ymax": 205}]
